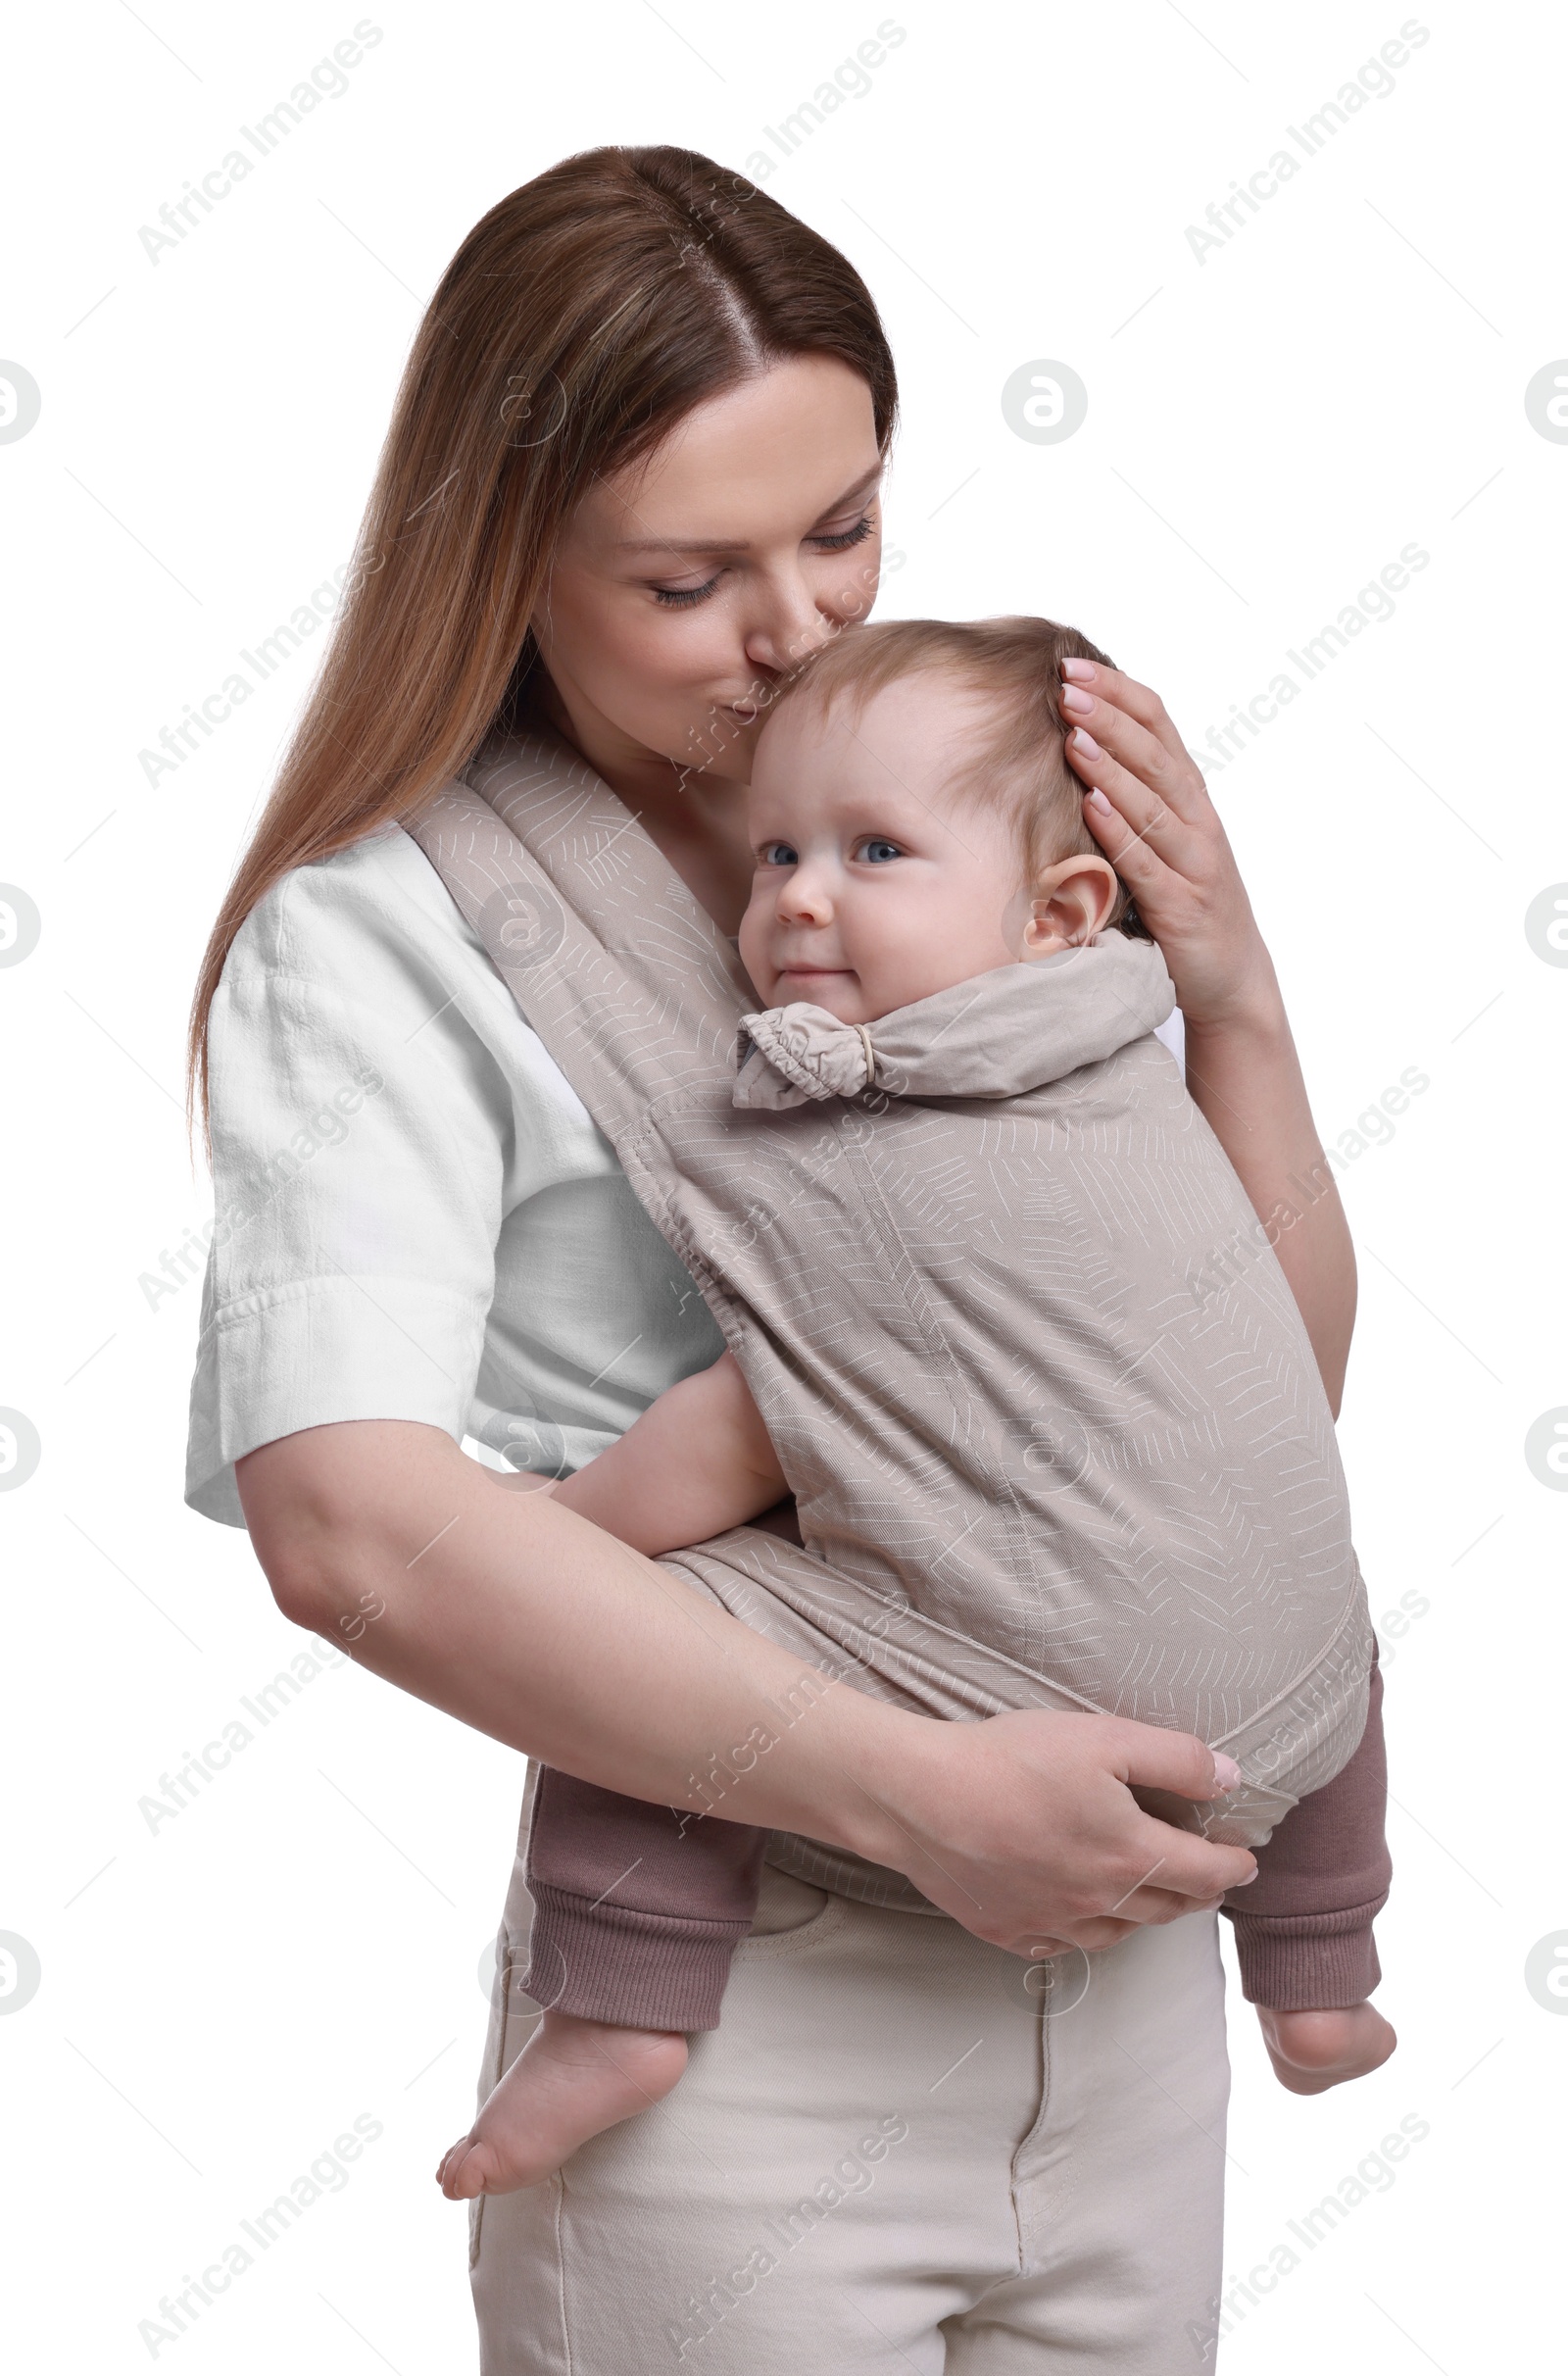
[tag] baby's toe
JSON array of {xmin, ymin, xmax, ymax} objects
[{"xmin": 437, "ymin": 2136, "xmax": 489, "ymax": 2201}]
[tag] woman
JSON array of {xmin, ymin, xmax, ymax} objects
[{"xmin": 186, "ymin": 147, "xmax": 1355, "ymax": 2368}]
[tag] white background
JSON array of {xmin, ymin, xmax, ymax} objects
[{"xmin": 3, "ymin": 2, "xmax": 1563, "ymax": 2367}]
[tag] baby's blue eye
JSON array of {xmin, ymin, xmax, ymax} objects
[
  {"xmin": 861, "ymin": 838, "xmax": 903, "ymax": 864},
  {"xmin": 760, "ymin": 841, "xmax": 798, "ymax": 867}
]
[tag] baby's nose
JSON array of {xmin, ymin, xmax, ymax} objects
[{"xmin": 779, "ymin": 870, "xmax": 833, "ymax": 921}]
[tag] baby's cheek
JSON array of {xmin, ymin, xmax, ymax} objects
[
  {"xmin": 736, "ymin": 904, "xmax": 770, "ymax": 997},
  {"xmin": 858, "ymin": 898, "xmax": 965, "ymax": 1014},
  {"xmin": 931, "ymin": 887, "xmax": 1004, "ymax": 975}
]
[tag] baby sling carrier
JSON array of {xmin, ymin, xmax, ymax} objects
[{"xmin": 412, "ymin": 729, "xmax": 1373, "ymax": 1908}]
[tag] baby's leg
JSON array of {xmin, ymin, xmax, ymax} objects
[
  {"xmin": 1224, "ymin": 1652, "xmax": 1396, "ymax": 2092},
  {"xmin": 438, "ymin": 1770, "xmax": 765, "ymax": 2197}
]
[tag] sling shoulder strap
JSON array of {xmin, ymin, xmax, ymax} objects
[{"xmin": 412, "ymin": 726, "xmax": 751, "ymax": 1143}]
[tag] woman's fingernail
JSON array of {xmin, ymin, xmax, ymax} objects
[
  {"xmin": 1085, "ymin": 785, "xmax": 1111, "ymax": 813},
  {"xmin": 1059, "ymin": 684, "xmax": 1094, "ymax": 716},
  {"xmin": 1072, "ymin": 727, "xmax": 1102, "ymax": 760},
  {"xmin": 1059, "ymin": 658, "xmax": 1095, "ymax": 681},
  {"xmin": 1211, "ymin": 1753, "xmax": 1242, "ymax": 1792}
]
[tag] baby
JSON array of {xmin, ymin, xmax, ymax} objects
[{"xmin": 436, "ymin": 617, "xmax": 1396, "ymax": 2202}]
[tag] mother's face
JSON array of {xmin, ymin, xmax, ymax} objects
[{"xmin": 531, "ymin": 355, "xmax": 884, "ymax": 786}]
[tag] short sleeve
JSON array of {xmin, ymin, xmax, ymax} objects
[{"xmin": 185, "ymin": 830, "xmax": 514, "ymax": 1525}]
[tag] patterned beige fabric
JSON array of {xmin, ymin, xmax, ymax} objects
[{"xmin": 411, "ymin": 729, "xmax": 1372, "ymax": 1910}]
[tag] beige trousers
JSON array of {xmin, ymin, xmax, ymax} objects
[{"xmin": 469, "ymin": 1815, "xmax": 1230, "ymax": 2373}]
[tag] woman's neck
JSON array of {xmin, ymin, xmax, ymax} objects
[{"xmin": 530, "ymin": 680, "xmax": 758, "ymax": 936}]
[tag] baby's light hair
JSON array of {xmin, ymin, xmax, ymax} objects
[{"xmin": 763, "ymin": 616, "xmax": 1135, "ymax": 925}]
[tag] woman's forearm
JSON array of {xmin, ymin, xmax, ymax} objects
[
  {"xmin": 237, "ymin": 1416, "xmax": 1257, "ymax": 1950},
  {"xmin": 239, "ymin": 1417, "xmax": 899, "ymax": 1847},
  {"xmin": 1052, "ymin": 655, "xmax": 1358, "ymax": 1411},
  {"xmin": 1183, "ymin": 983, "xmax": 1356, "ymax": 1415}
]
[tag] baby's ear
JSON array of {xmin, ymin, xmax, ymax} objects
[{"xmin": 1022, "ymin": 856, "xmax": 1121, "ymax": 955}]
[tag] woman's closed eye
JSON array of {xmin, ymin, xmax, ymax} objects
[
  {"xmin": 811, "ymin": 513, "xmax": 875, "ymax": 554},
  {"xmin": 649, "ymin": 512, "xmax": 875, "ymax": 608},
  {"xmin": 651, "ymin": 572, "xmax": 723, "ymax": 609}
]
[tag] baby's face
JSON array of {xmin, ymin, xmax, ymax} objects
[{"xmin": 739, "ymin": 674, "xmax": 1039, "ymax": 1025}]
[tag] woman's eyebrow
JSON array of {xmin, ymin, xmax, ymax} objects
[{"xmin": 613, "ymin": 470, "xmax": 883, "ymax": 557}]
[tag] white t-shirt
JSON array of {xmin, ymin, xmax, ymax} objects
[{"xmin": 184, "ymin": 822, "xmax": 724, "ymax": 1527}]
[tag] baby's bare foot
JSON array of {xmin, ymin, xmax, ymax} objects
[
  {"xmin": 436, "ymin": 2011, "xmax": 688, "ymax": 2199},
  {"xmin": 1257, "ymin": 2003, "xmax": 1396, "ymax": 2096}
]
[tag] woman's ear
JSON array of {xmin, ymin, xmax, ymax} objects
[{"xmin": 1021, "ymin": 856, "xmax": 1121, "ymax": 956}]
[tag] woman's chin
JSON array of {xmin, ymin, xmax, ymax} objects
[{"xmin": 663, "ymin": 706, "xmax": 764, "ymax": 785}]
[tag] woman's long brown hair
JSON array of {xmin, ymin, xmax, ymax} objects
[{"xmin": 187, "ymin": 144, "xmax": 897, "ymax": 1144}]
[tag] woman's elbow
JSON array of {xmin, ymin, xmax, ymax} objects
[
  {"xmin": 254, "ymin": 1535, "xmax": 342, "ymax": 1631},
  {"xmin": 235, "ymin": 1429, "xmax": 386, "ymax": 1633},
  {"xmin": 242, "ymin": 1493, "xmax": 353, "ymax": 1633}
]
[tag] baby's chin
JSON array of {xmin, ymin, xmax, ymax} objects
[{"xmin": 766, "ymin": 970, "xmax": 873, "ymax": 1024}]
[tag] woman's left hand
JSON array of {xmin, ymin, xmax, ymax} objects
[{"xmin": 1058, "ymin": 657, "xmax": 1281, "ymax": 1032}]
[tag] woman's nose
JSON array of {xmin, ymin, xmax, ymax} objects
[{"xmin": 742, "ymin": 572, "xmax": 839, "ymax": 677}]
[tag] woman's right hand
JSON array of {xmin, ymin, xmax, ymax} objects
[{"xmin": 851, "ymin": 1705, "xmax": 1257, "ymax": 1955}]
